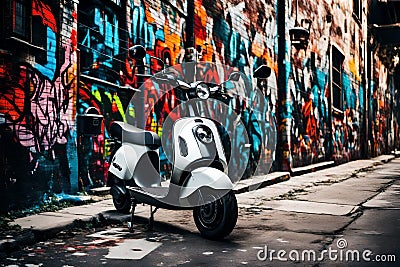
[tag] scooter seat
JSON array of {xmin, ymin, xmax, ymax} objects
[{"xmin": 110, "ymin": 121, "xmax": 161, "ymax": 149}]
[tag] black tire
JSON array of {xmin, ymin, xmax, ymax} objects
[
  {"xmin": 108, "ymin": 172, "xmax": 132, "ymax": 214},
  {"xmin": 193, "ymin": 191, "xmax": 238, "ymax": 240},
  {"xmin": 111, "ymin": 186, "xmax": 131, "ymax": 214}
]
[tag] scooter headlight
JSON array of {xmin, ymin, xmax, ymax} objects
[
  {"xmin": 195, "ymin": 125, "xmax": 213, "ymax": 144},
  {"xmin": 195, "ymin": 83, "xmax": 210, "ymax": 100}
]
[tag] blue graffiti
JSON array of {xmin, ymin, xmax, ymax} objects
[
  {"xmin": 343, "ymin": 72, "xmax": 356, "ymax": 109},
  {"xmin": 34, "ymin": 27, "xmax": 57, "ymax": 80}
]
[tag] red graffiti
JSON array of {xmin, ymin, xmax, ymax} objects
[
  {"xmin": 32, "ymin": 0, "xmax": 57, "ymax": 33},
  {"xmin": 71, "ymin": 29, "xmax": 77, "ymax": 48},
  {"xmin": 302, "ymin": 98, "xmax": 317, "ymax": 140}
]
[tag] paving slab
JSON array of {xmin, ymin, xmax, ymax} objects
[
  {"xmin": 336, "ymin": 177, "xmax": 393, "ymax": 191},
  {"xmin": 363, "ymin": 183, "xmax": 400, "ymax": 209},
  {"xmin": 240, "ymin": 200, "xmax": 359, "ymax": 216},
  {"xmin": 12, "ymin": 213, "xmax": 92, "ymax": 231},
  {"xmin": 61, "ymin": 204, "xmax": 113, "ymax": 216},
  {"xmin": 296, "ymin": 177, "xmax": 392, "ymax": 206},
  {"xmin": 239, "ymin": 209, "xmax": 354, "ymax": 235},
  {"xmin": 323, "ymin": 209, "xmax": 400, "ymax": 266}
]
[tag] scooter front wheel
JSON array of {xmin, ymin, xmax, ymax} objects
[{"xmin": 193, "ymin": 191, "xmax": 238, "ymax": 240}]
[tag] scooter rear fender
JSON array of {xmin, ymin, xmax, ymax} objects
[
  {"xmin": 109, "ymin": 183, "xmax": 127, "ymax": 199},
  {"xmin": 180, "ymin": 167, "xmax": 233, "ymax": 199},
  {"xmin": 109, "ymin": 144, "xmax": 138, "ymax": 181}
]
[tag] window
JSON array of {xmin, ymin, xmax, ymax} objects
[
  {"xmin": 12, "ymin": 0, "xmax": 29, "ymax": 38},
  {"xmin": 332, "ymin": 46, "xmax": 344, "ymax": 111}
]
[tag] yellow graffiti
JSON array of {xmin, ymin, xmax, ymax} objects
[
  {"xmin": 104, "ymin": 91, "xmax": 127, "ymax": 122},
  {"xmin": 348, "ymin": 57, "xmax": 361, "ymax": 81}
]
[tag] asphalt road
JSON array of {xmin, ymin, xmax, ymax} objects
[{"xmin": 1, "ymin": 160, "xmax": 399, "ymax": 266}]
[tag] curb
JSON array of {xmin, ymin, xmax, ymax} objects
[
  {"xmin": 291, "ymin": 161, "xmax": 336, "ymax": 177},
  {"xmin": 89, "ymin": 186, "xmax": 111, "ymax": 196},
  {"xmin": 379, "ymin": 154, "xmax": 396, "ymax": 163},
  {"xmin": 234, "ymin": 172, "xmax": 290, "ymax": 194}
]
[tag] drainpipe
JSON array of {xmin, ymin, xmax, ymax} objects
[
  {"xmin": 361, "ymin": 55, "xmax": 369, "ymax": 158},
  {"xmin": 184, "ymin": 0, "xmax": 195, "ymax": 81},
  {"xmin": 277, "ymin": 0, "xmax": 291, "ymax": 171},
  {"xmin": 185, "ymin": 0, "xmax": 195, "ymax": 50},
  {"xmin": 367, "ymin": 38, "xmax": 374, "ymax": 157}
]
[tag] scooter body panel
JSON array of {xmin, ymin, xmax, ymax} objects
[
  {"xmin": 109, "ymin": 144, "xmax": 138, "ymax": 181},
  {"xmin": 109, "ymin": 142, "xmax": 161, "ymax": 187},
  {"xmin": 128, "ymin": 166, "xmax": 233, "ymax": 208},
  {"xmin": 173, "ymin": 117, "xmax": 228, "ymax": 173},
  {"xmin": 179, "ymin": 167, "xmax": 233, "ymax": 199}
]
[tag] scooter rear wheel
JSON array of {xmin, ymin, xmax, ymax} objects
[
  {"xmin": 109, "ymin": 173, "xmax": 132, "ymax": 214},
  {"xmin": 193, "ymin": 191, "xmax": 238, "ymax": 240},
  {"xmin": 112, "ymin": 189, "xmax": 131, "ymax": 214}
]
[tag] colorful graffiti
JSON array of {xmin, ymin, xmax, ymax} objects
[
  {"xmin": 77, "ymin": 0, "xmax": 393, "ymax": 176},
  {"xmin": 0, "ymin": 0, "xmax": 78, "ymax": 211},
  {"xmin": 127, "ymin": 0, "xmax": 186, "ymax": 69},
  {"xmin": 77, "ymin": 0, "xmax": 185, "ymax": 181},
  {"xmin": 129, "ymin": 0, "xmax": 278, "ymax": 176},
  {"xmin": 285, "ymin": 0, "xmax": 364, "ymax": 166},
  {"xmin": 77, "ymin": 0, "xmax": 279, "ymax": 179}
]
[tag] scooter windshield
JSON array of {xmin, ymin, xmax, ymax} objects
[{"xmin": 124, "ymin": 62, "xmax": 277, "ymax": 207}]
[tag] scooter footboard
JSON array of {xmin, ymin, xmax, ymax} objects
[{"xmin": 180, "ymin": 167, "xmax": 233, "ymax": 201}]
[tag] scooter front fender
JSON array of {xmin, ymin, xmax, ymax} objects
[{"xmin": 180, "ymin": 167, "xmax": 233, "ymax": 199}]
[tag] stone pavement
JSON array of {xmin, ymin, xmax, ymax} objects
[
  {"xmin": 236, "ymin": 154, "xmax": 395, "ymax": 209},
  {"xmin": 0, "ymin": 154, "xmax": 396, "ymax": 253}
]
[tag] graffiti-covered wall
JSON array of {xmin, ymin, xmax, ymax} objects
[
  {"xmin": 76, "ymin": 0, "xmax": 393, "ymax": 179},
  {"xmin": 0, "ymin": 0, "xmax": 79, "ymax": 211},
  {"xmin": 77, "ymin": 0, "xmax": 279, "ymax": 180},
  {"xmin": 0, "ymin": 0, "xmax": 398, "ymax": 210},
  {"xmin": 286, "ymin": 0, "xmax": 367, "ymax": 166},
  {"xmin": 76, "ymin": 0, "xmax": 187, "ymax": 184},
  {"xmin": 369, "ymin": 56, "xmax": 398, "ymax": 156}
]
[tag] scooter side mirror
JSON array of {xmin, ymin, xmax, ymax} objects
[
  {"xmin": 129, "ymin": 45, "xmax": 147, "ymax": 60},
  {"xmin": 228, "ymin": 72, "xmax": 241, "ymax": 82},
  {"xmin": 253, "ymin": 65, "xmax": 271, "ymax": 79}
]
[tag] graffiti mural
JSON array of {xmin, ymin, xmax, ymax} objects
[
  {"xmin": 0, "ymin": 0, "xmax": 79, "ymax": 211},
  {"xmin": 75, "ymin": 0, "xmax": 278, "ymax": 179},
  {"xmin": 285, "ymin": 0, "xmax": 366, "ymax": 166},
  {"xmin": 126, "ymin": 0, "xmax": 279, "ymax": 176},
  {"xmin": 370, "ymin": 57, "xmax": 393, "ymax": 156},
  {"xmin": 2, "ymin": 0, "xmax": 398, "ymax": 211}
]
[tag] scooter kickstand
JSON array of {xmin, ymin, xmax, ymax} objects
[
  {"xmin": 128, "ymin": 200, "xmax": 137, "ymax": 233},
  {"xmin": 145, "ymin": 206, "xmax": 158, "ymax": 231}
]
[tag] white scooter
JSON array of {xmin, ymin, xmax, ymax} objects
[
  {"xmin": 107, "ymin": 68, "xmax": 245, "ymax": 240},
  {"xmin": 107, "ymin": 45, "xmax": 271, "ymax": 239}
]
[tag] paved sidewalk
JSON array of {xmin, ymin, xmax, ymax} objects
[
  {"xmin": 0, "ymin": 154, "xmax": 395, "ymax": 252},
  {"xmin": 237, "ymin": 155, "xmax": 395, "ymax": 208}
]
